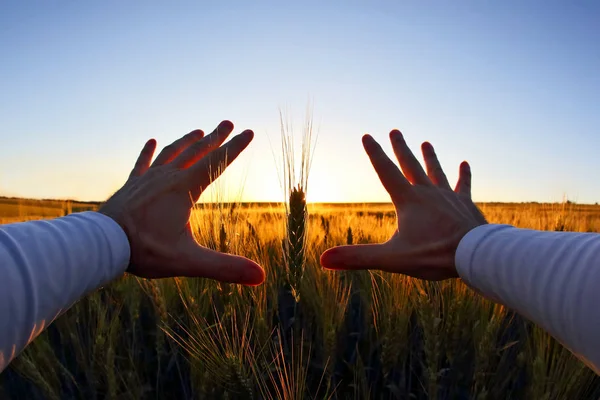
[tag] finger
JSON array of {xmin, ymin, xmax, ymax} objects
[
  {"xmin": 320, "ymin": 243, "xmax": 397, "ymax": 271},
  {"xmin": 151, "ymin": 129, "xmax": 204, "ymax": 167},
  {"xmin": 321, "ymin": 243, "xmax": 452, "ymax": 280},
  {"xmin": 129, "ymin": 139, "xmax": 157, "ymax": 178},
  {"xmin": 390, "ymin": 130, "xmax": 432, "ymax": 186},
  {"xmin": 421, "ymin": 142, "xmax": 451, "ymax": 190},
  {"xmin": 180, "ymin": 241, "xmax": 265, "ymax": 285},
  {"xmin": 362, "ymin": 134, "xmax": 411, "ymax": 202},
  {"xmin": 185, "ymin": 129, "xmax": 254, "ymax": 199},
  {"xmin": 172, "ymin": 120, "xmax": 234, "ymax": 169},
  {"xmin": 454, "ymin": 161, "xmax": 472, "ymax": 197}
]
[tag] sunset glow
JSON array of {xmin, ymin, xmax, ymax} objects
[{"xmin": 1, "ymin": 2, "xmax": 599, "ymax": 204}]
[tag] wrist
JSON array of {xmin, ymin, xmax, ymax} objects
[
  {"xmin": 84, "ymin": 211, "xmax": 132, "ymax": 273},
  {"xmin": 454, "ymin": 223, "xmax": 506, "ymax": 280},
  {"xmin": 447, "ymin": 221, "xmax": 489, "ymax": 278},
  {"xmin": 98, "ymin": 203, "xmax": 134, "ymax": 267}
]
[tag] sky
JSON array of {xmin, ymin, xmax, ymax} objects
[{"xmin": 1, "ymin": 1, "xmax": 599, "ymax": 203}]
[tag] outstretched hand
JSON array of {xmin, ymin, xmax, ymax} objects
[
  {"xmin": 320, "ymin": 130, "xmax": 487, "ymax": 280},
  {"xmin": 99, "ymin": 120, "xmax": 265, "ymax": 285}
]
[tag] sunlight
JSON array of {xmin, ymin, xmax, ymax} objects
[{"xmin": 306, "ymin": 174, "xmax": 339, "ymax": 203}]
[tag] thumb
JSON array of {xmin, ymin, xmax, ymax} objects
[
  {"xmin": 179, "ymin": 240, "xmax": 265, "ymax": 285},
  {"xmin": 320, "ymin": 243, "xmax": 397, "ymax": 271}
]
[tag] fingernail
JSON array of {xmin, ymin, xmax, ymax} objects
[
  {"xmin": 321, "ymin": 249, "xmax": 343, "ymax": 270},
  {"xmin": 422, "ymin": 141, "xmax": 434, "ymax": 153},
  {"xmin": 244, "ymin": 264, "xmax": 265, "ymax": 285},
  {"xmin": 241, "ymin": 129, "xmax": 254, "ymax": 138},
  {"xmin": 390, "ymin": 129, "xmax": 403, "ymax": 141},
  {"xmin": 362, "ymin": 134, "xmax": 375, "ymax": 146},
  {"xmin": 219, "ymin": 120, "xmax": 234, "ymax": 131}
]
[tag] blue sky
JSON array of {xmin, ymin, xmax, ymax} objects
[{"xmin": 1, "ymin": 1, "xmax": 599, "ymax": 203}]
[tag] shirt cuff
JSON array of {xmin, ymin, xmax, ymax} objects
[
  {"xmin": 74, "ymin": 211, "xmax": 131, "ymax": 276},
  {"xmin": 455, "ymin": 224, "xmax": 513, "ymax": 293}
]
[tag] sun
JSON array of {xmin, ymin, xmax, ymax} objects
[{"xmin": 306, "ymin": 174, "xmax": 338, "ymax": 203}]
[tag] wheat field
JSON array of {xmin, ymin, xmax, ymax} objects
[{"xmin": 1, "ymin": 198, "xmax": 600, "ymax": 399}]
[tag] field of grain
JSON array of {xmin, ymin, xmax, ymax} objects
[
  {"xmin": 0, "ymin": 197, "xmax": 98, "ymax": 224},
  {"xmin": 1, "ymin": 198, "xmax": 600, "ymax": 399}
]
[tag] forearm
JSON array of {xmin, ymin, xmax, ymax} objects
[
  {"xmin": 456, "ymin": 224, "xmax": 600, "ymax": 373},
  {"xmin": 0, "ymin": 212, "xmax": 130, "ymax": 371}
]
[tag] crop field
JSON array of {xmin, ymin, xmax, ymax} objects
[{"xmin": 1, "ymin": 198, "xmax": 600, "ymax": 399}]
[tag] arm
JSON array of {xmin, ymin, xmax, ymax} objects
[
  {"xmin": 0, "ymin": 212, "xmax": 129, "ymax": 371},
  {"xmin": 321, "ymin": 129, "xmax": 600, "ymax": 374},
  {"xmin": 0, "ymin": 121, "xmax": 264, "ymax": 373},
  {"xmin": 456, "ymin": 224, "xmax": 600, "ymax": 374}
]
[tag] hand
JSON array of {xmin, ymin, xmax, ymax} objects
[
  {"xmin": 320, "ymin": 130, "xmax": 487, "ymax": 280},
  {"xmin": 99, "ymin": 120, "xmax": 265, "ymax": 285}
]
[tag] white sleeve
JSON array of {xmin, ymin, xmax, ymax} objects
[
  {"xmin": 456, "ymin": 224, "xmax": 600, "ymax": 374},
  {"xmin": 0, "ymin": 211, "xmax": 130, "ymax": 372}
]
